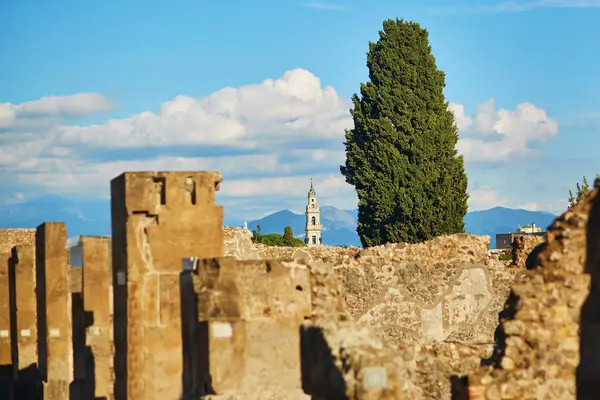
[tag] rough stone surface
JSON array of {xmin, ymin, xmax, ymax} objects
[
  {"xmin": 579, "ymin": 178, "xmax": 600, "ymax": 399},
  {"xmin": 511, "ymin": 234, "xmax": 547, "ymax": 269},
  {"xmin": 225, "ymin": 231, "xmax": 517, "ymax": 345},
  {"xmin": 81, "ymin": 236, "xmax": 113, "ymax": 399},
  {"xmin": 0, "ymin": 229, "xmax": 36, "ymax": 368},
  {"xmin": 223, "ymin": 229, "xmax": 520, "ymax": 399},
  {"xmin": 301, "ymin": 261, "xmax": 424, "ymax": 399},
  {"xmin": 9, "ymin": 245, "xmax": 38, "ymax": 379},
  {"xmin": 223, "ymin": 226, "xmax": 259, "ymax": 260},
  {"xmin": 36, "ymin": 222, "xmax": 73, "ymax": 399},
  {"xmin": 189, "ymin": 258, "xmax": 311, "ymax": 397},
  {"xmin": 465, "ymin": 181, "xmax": 599, "ymax": 399},
  {"xmin": 110, "ymin": 171, "xmax": 225, "ymax": 400}
]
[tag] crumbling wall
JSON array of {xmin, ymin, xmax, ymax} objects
[
  {"xmin": 223, "ymin": 229, "xmax": 521, "ymax": 399},
  {"xmin": 187, "ymin": 258, "xmax": 311, "ymax": 399},
  {"xmin": 301, "ymin": 260, "xmax": 424, "ymax": 399},
  {"xmin": 511, "ymin": 234, "xmax": 547, "ymax": 269},
  {"xmin": 223, "ymin": 227, "xmax": 258, "ymax": 260},
  {"xmin": 110, "ymin": 171, "xmax": 224, "ymax": 400},
  {"xmin": 579, "ymin": 178, "xmax": 600, "ymax": 399},
  {"xmin": 464, "ymin": 181, "xmax": 598, "ymax": 399},
  {"xmin": 223, "ymin": 231, "xmax": 517, "ymax": 346}
]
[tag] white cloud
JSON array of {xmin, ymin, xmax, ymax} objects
[
  {"xmin": 16, "ymin": 93, "xmax": 114, "ymax": 117},
  {"xmin": 0, "ymin": 103, "xmax": 16, "ymax": 127},
  {"xmin": 468, "ymin": 186, "xmax": 509, "ymax": 211},
  {"xmin": 220, "ymin": 174, "xmax": 352, "ymax": 198},
  {"xmin": 55, "ymin": 69, "xmax": 352, "ymax": 148},
  {"xmin": 0, "ymin": 69, "xmax": 562, "ymax": 216},
  {"xmin": 14, "ymin": 154, "xmax": 285, "ymax": 195},
  {"xmin": 0, "ymin": 94, "xmax": 114, "ymax": 130},
  {"xmin": 451, "ymin": 98, "xmax": 558, "ymax": 163}
]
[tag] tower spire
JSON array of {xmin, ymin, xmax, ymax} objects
[
  {"xmin": 305, "ymin": 179, "xmax": 321, "ymax": 246},
  {"xmin": 308, "ymin": 177, "xmax": 316, "ymax": 197}
]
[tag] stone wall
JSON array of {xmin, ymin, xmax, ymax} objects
[
  {"xmin": 223, "ymin": 231, "xmax": 518, "ymax": 346},
  {"xmin": 464, "ymin": 180, "xmax": 599, "ymax": 399},
  {"xmin": 5, "ymin": 168, "xmax": 583, "ymax": 400},
  {"xmin": 223, "ymin": 230, "xmax": 522, "ymax": 399}
]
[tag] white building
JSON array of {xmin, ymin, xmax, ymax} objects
[{"xmin": 305, "ymin": 179, "xmax": 322, "ymax": 247}]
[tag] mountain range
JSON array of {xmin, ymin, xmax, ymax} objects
[{"xmin": 0, "ymin": 195, "xmax": 558, "ymax": 248}]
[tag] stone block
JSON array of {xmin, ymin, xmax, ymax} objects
[
  {"xmin": 35, "ymin": 222, "xmax": 72, "ymax": 399},
  {"xmin": 82, "ymin": 235, "xmax": 113, "ymax": 398},
  {"xmin": 110, "ymin": 171, "xmax": 224, "ymax": 400},
  {"xmin": 0, "ymin": 229, "xmax": 36, "ymax": 369},
  {"xmin": 9, "ymin": 246, "xmax": 38, "ymax": 379},
  {"xmin": 190, "ymin": 258, "xmax": 311, "ymax": 395}
]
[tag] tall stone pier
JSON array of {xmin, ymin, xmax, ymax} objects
[
  {"xmin": 0, "ymin": 229, "xmax": 36, "ymax": 399},
  {"xmin": 110, "ymin": 171, "xmax": 224, "ymax": 400},
  {"xmin": 36, "ymin": 222, "xmax": 73, "ymax": 399},
  {"xmin": 10, "ymin": 246, "xmax": 39, "ymax": 384},
  {"xmin": 82, "ymin": 236, "xmax": 113, "ymax": 399}
]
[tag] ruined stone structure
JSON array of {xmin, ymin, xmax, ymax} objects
[
  {"xmin": 110, "ymin": 171, "xmax": 224, "ymax": 399},
  {"xmin": 461, "ymin": 178, "xmax": 599, "ymax": 399},
  {"xmin": 305, "ymin": 179, "xmax": 322, "ymax": 247},
  {"xmin": 1, "ymin": 170, "xmax": 599, "ymax": 400}
]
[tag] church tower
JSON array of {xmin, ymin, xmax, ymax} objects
[{"xmin": 305, "ymin": 179, "xmax": 322, "ymax": 247}]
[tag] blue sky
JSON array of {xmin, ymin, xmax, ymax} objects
[{"xmin": 1, "ymin": 0, "xmax": 599, "ymax": 223}]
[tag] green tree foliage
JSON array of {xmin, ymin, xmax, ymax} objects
[
  {"xmin": 569, "ymin": 175, "xmax": 599, "ymax": 208},
  {"xmin": 252, "ymin": 225, "xmax": 306, "ymax": 247},
  {"xmin": 340, "ymin": 18, "xmax": 469, "ymax": 247},
  {"xmin": 251, "ymin": 224, "xmax": 262, "ymax": 243},
  {"xmin": 283, "ymin": 225, "xmax": 295, "ymax": 246},
  {"xmin": 260, "ymin": 233, "xmax": 285, "ymax": 246}
]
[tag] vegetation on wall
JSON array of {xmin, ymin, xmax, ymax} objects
[
  {"xmin": 340, "ymin": 18, "xmax": 469, "ymax": 247},
  {"xmin": 251, "ymin": 224, "xmax": 306, "ymax": 247},
  {"xmin": 568, "ymin": 175, "xmax": 599, "ymax": 208}
]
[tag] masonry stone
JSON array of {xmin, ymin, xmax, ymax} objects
[
  {"xmin": 110, "ymin": 171, "xmax": 224, "ymax": 400},
  {"xmin": 9, "ymin": 245, "xmax": 38, "ymax": 380},
  {"xmin": 36, "ymin": 222, "xmax": 73, "ymax": 399},
  {"xmin": 81, "ymin": 236, "xmax": 113, "ymax": 399},
  {"xmin": 188, "ymin": 257, "xmax": 311, "ymax": 397},
  {"xmin": 462, "ymin": 179, "xmax": 599, "ymax": 399},
  {"xmin": 0, "ymin": 229, "xmax": 36, "ymax": 374},
  {"xmin": 4, "ymin": 168, "xmax": 593, "ymax": 400}
]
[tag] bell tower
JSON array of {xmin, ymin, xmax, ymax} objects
[{"xmin": 305, "ymin": 178, "xmax": 322, "ymax": 247}]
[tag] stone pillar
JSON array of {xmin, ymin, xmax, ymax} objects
[
  {"xmin": 190, "ymin": 258, "xmax": 311, "ymax": 396},
  {"xmin": 82, "ymin": 236, "xmax": 113, "ymax": 399},
  {"xmin": 111, "ymin": 171, "xmax": 224, "ymax": 400},
  {"xmin": 0, "ymin": 245, "xmax": 13, "ymax": 369},
  {"xmin": 9, "ymin": 246, "xmax": 39, "ymax": 381},
  {"xmin": 0, "ymin": 229, "xmax": 36, "ymax": 399},
  {"xmin": 36, "ymin": 222, "xmax": 73, "ymax": 399},
  {"xmin": 70, "ymin": 264, "xmax": 84, "ymax": 400}
]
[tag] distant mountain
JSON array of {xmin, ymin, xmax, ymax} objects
[
  {"xmin": 0, "ymin": 195, "xmax": 111, "ymax": 237},
  {"xmin": 464, "ymin": 206, "xmax": 556, "ymax": 247},
  {"xmin": 246, "ymin": 205, "xmax": 362, "ymax": 247},
  {"xmin": 0, "ymin": 196, "xmax": 559, "ymax": 249},
  {"xmin": 249, "ymin": 205, "xmax": 558, "ymax": 248}
]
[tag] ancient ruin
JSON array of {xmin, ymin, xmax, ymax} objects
[{"xmin": 0, "ymin": 171, "xmax": 598, "ymax": 399}]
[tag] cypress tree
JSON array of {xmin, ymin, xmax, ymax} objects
[
  {"xmin": 282, "ymin": 225, "xmax": 295, "ymax": 246},
  {"xmin": 340, "ymin": 18, "xmax": 469, "ymax": 247}
]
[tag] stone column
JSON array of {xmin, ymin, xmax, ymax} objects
[
  {"xmin": 82, "ymin": 236, "xmax": 113, "ymax": 399},
  {"xmin": 111, "ymin": 171, "xmax": 224, "ymax": 400},
  {"xmin": 10, "ymin": 246, "xmax": 39, "ymax": 381},
  {"xmin": 0, "ymin": 229, "xmax": 36, "ymax": 400},
  {"xmin": 36, "ymin": 222, "xmax": 72, "ymax": 399}
]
